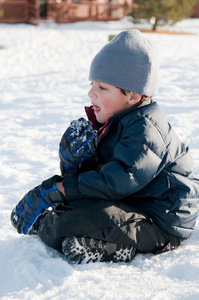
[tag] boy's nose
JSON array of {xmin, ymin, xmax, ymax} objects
[{"xmin": 88, "ymin": 87, "xmax": 96, "ymax": 99}]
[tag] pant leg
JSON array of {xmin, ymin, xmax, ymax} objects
[{"xmin": 38, "ymin": 199, "xmax": 182, "ymax": 254}]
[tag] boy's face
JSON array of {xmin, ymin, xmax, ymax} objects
[{"xmin": 88, "ymin": 81, "xmax": 136, "ymax": 124}]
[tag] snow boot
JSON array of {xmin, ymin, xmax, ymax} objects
[{"xmin": 62, "ymin": 236, "xmax": 136, "ymax": 264}]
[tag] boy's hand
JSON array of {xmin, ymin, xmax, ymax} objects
[
  {"xmin": 10, "ymin": 175, "xmax": 64, "ymax": 235},
  {"xmin": 56, "ymin": 181, "xmax": 65, "ymax": 197},
  {"xmin": 59, "ymin": 118, "xmax": 95, "ymax": 176}
]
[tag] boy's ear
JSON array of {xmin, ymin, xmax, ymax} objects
[{"xmin": 128, "ymin": 92, "xmax": 142, "ymax": 106}]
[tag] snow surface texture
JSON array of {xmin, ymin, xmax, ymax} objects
[{"xmin": 0, "ymin": 17, "xmax": 199, "ymax": 300}]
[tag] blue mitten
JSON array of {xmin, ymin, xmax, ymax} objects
[
  {"xmin": 11, "ymin": 175, "xmax": 64, "ymax": 234},
  {"xmin": 59, "ymin": 118, "xmax": 95, "ymax": 176}
]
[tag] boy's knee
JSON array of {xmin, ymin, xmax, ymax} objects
[{"xmin": 38, "ymin": 211, "xmax": 63, "ymax": 252}]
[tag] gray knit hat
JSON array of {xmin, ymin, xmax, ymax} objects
[{"xmin": 89, "ymin": 29, "xmax": 159, "ymax": 96}]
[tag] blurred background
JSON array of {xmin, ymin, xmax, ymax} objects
[{"xmin": 0, "ymin": 0, "xmax": 199, "ymax": 28}]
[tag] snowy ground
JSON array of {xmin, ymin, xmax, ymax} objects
[{"xmin": 0, "ymin": 17, "xmax": 199, "ymax": 299}]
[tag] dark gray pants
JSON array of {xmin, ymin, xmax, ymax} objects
[{"xmin": 38, "ymin": 199, "xmax": 183, "ymax": 254}]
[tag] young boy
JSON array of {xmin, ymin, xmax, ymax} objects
[{"xmin": 11, "ymin": 30, "xmax": 199, "ymax": 264}]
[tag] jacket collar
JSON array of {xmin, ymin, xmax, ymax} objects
[
  {"xmin": 84, "ymin": 105, "xmax": 100, "ymax": 130},
  {"xmin": 84, "ymin": 105, "xmax": 109, "ymax": 137}
]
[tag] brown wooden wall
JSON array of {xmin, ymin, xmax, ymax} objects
[
  {"xmin": 47, "ymin": 0, "xmax": 129, "ymax": 24},
  {"xmin": 192, "ymin": 2, "xmax": 199, "ymax": 17},
  {"xmin": 0, "ymin": 0, "xmax": 29, "ymax": 23},
  {"xmin": 0, "ymin": 0, "xmax": 39, "ymax": 23},
  {"xmin": 0, "ymin": 0, "xmax": 199, "ymax": 24}
]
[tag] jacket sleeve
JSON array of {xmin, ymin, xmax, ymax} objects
[{"xmin": 63, "ymin": 118, "xmax": 170, "ymax": 202}]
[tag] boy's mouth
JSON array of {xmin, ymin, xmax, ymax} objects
[{"xmin": 92, "ymin": 104, "xmax": 100, "ymax": 113}]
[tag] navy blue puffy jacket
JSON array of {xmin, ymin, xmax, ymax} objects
[{"xmin": 63, "ymin": 100, "xmax": 199, "ymax": 238}]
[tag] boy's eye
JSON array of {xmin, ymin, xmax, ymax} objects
[{"xmin": 99, "ymin": 85, "xmax": 106, "ymax": 90}]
